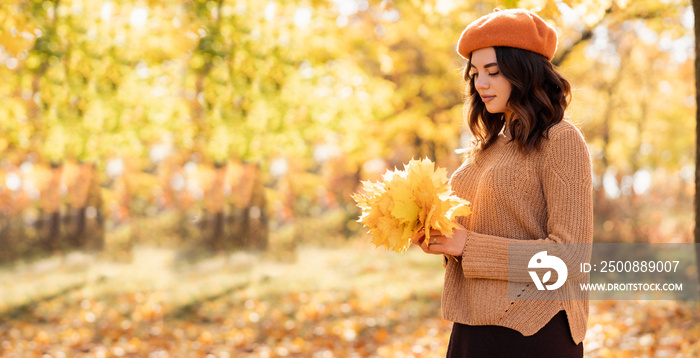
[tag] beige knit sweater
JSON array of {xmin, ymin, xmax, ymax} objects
[{"xmin": 443, "ymin": 119, "xmax": 593, "ymax": 344}]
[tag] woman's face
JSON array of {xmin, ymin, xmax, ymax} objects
[{"xmin": 469, "ymin": 47, "xmax": 513, "ymax": 117}]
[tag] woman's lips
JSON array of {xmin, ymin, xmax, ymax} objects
[{"xmin": 481, "ymin": 95, "xmax": 496, "ymax": 103}]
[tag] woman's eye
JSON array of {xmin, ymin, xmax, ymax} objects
[
  {"xmin": 470, "ymin": 73, "xmax": 478, "ymax": 79},
  {"xmin": 488, "ymin": 71, "xmax": 500, "ymax": 76}
]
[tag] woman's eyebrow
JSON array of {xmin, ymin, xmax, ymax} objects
[{"xmin": 469, "ymin": 62, "xmax": 498, "ymax": 69}]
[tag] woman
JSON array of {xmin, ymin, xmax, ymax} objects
[{"xmin": 411, "ymin": 9, "xmax": 593, "ymax": 357}]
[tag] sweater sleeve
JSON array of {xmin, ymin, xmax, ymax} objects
[{"xmin": 460, "ymin": 126, "xmax": 594, "ymax": 282}]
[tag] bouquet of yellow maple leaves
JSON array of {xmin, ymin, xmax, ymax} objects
[{"xmin": 353, "ymin": 158, "xmax": 472, "ymax": 252}]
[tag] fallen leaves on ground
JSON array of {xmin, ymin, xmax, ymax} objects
[
  {"xmin": 0, "ymin": 288, "xmax": 450, "ymax": 357},
  {"xmin": 1, "ymin": 245, "xmax": 699, "ymax": 357}
]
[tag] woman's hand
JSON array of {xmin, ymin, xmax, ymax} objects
[{"xmin": 411, "ymin": 223, "xmax": 468, "ymax": 257}]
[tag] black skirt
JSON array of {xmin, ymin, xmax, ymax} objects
[{"xmin": 445, "ymin": 311, "xmax": 583, "ymax": 358}]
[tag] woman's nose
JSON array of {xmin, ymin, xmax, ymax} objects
[{"xmin": 475, "ymin": 75, "xmax": 488, "ymax": 90}]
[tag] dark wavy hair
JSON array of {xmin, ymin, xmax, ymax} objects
[{"xmin": 463, "ymin": 46, "xmax": 571, "ymax": 155}]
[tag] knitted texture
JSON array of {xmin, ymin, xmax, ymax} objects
[
  {"xmin": 442, "ymin": 120, "xmax": 593, "ymax": 344},
  {"xmin": 457, "ymin": 9, "xmax": 558, "ymax": 60}
]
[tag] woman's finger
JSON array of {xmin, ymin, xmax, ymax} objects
[
  {"xmin": 422, "ymin": 235, "xmax": 449, "ymax": 254},
  {"xmin": 429, "ymin": 229, "xmax": 442, "ymax": 237},
  {"xmin": 411, "ymin": 227, "xmax": 426, "ymax": 246}
]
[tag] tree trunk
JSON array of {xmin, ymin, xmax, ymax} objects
[
  {"xmin": 64, "ymin": 162, "xmax": 105, "ymax": 251},
  {"xmin": 693, "ymin": 0, "xmax": 700, "ymax": 293},
  {"xmin": 230, "ymin": 162, "xmax": 269, "ymax": 251},
  {"xmin": 0, "ymin": 207, "xmax": 21, "ymax": 263},
  {"xmin": 249, "ymin": 163, "xmax": 269, "ymax": 250},
  {"xmin": 201, "ymin": 162, "xmax": 227, "ymax": 251},
  {"xmin": 64, "ymin": 162, "xmax": 90, "ymax": 248},
  {"xmin": 37, "ymin": 162, "xmax": 63, "ymax": 253}
]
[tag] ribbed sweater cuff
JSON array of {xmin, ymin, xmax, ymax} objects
[
  {"xmin": 461, "ymin": 230, "xmax": 554, "ymax": 282},
  {"xmin": 462, "ymin": 230, "xmax": 510, "ymax": 281}
]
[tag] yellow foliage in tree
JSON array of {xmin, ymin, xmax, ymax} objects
[{"xmin": 353, "ymin": 158, "xmax": 471, "ymax": 252}]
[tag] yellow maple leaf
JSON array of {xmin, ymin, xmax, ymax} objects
[{"xmin": 353, "ymin": 158, "xmax": 472, "ymax": 252}]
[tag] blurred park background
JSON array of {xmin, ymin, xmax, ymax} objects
[{"xmin": 0, "ymin": 0, "xmax": 699, "ymax": 357}]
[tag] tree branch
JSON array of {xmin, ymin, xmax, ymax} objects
[{"xmin": 552, "ymin": 4, "xmax": 614, "ymax": 66}]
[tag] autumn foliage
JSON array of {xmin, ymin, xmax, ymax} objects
[
  {"xmin": 353, "ymin": 158, "xmax": 471, "ymax": 252},
  {"xmin": 1, "ymin": 0, "xmax": 699, "ymax": 356}
]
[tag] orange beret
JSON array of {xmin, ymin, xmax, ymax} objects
[{"xmin": 457, "ymin": 9, "xmax": 558, "ymax": 61}]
